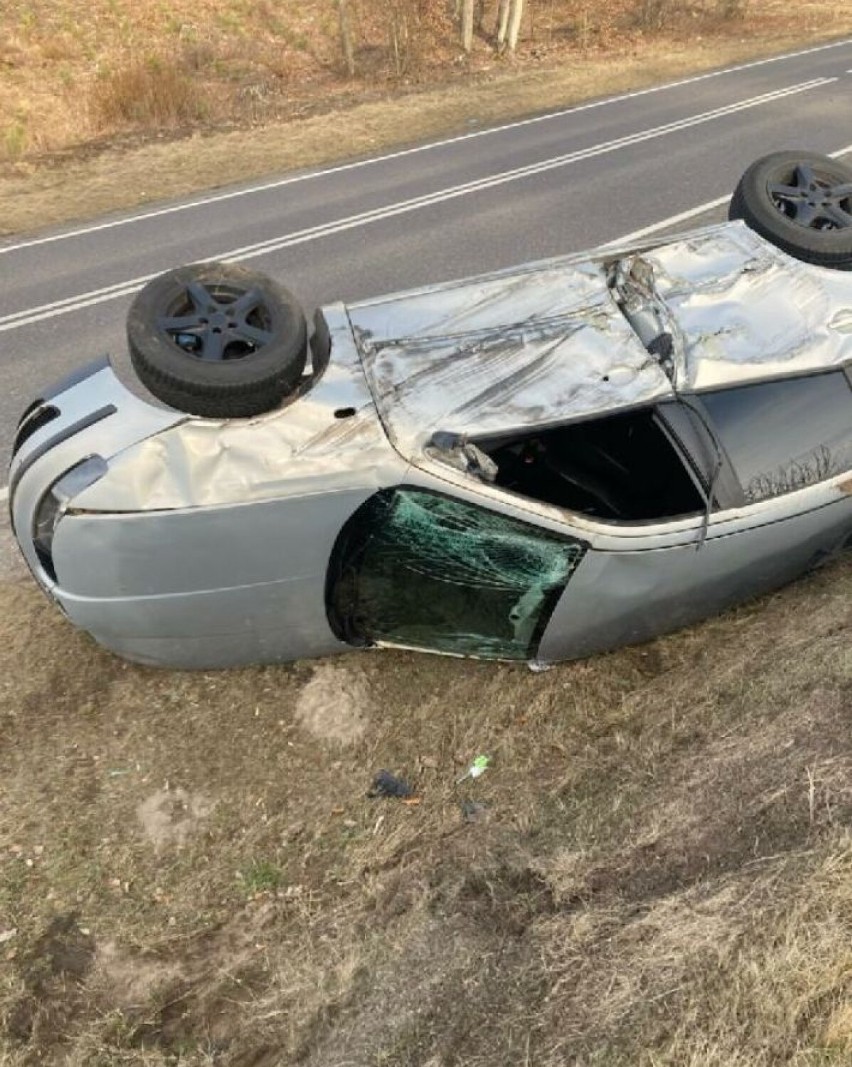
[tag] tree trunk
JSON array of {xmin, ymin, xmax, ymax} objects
[
  {"xmin": 461, "ymin": 0, "xmax": 474, "ymax": 52},
  {"xmin": 337, "ymin": 0, "xmax": 355, "ymax": 77},
  {"xmin": 506, "ymin": 0, "xmax": 524, "ymax": 51},
  {"xmin": 496, "ymin": 0, "xmax": 510, "ymax": 47}
]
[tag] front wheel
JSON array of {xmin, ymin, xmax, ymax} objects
[
  {"xmin": 729, "ymin": 150, "xmax": 852, "ymax": 270},
  {"xmin": 127, "ymin": 262, "xmax": 308, "ymax": 418}
]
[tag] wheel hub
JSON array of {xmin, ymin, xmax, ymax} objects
[{"xmin": 768, "ymin": 163, "xmax": 852, "ymax": 232}]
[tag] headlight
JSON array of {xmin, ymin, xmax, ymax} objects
[{"xmin": 32, "ymin": 456, "xmax": 108, "ymax": 581}]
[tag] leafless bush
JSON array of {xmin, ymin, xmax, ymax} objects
[
  {"xmin": 716, "ymin": 0, "xmax": 747, "ymax": 19},
  {"xmin": 89, "ymin": 55, "xmax": 209, "ymax": 130},
  {"xmin": 631, "ymin": 0, "xmax": 677, "ymax": 31},
  {"xmin": 384, "ymin": 0, "xmax": 452, "ymax": 76},
  {"xmin": 386, "ymin": 0, "xmax": 421, "ymax": 76}
]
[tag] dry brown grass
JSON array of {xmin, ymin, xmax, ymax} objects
[
  {"xmin": 89, "ymin": 57, "xmax": 211, "ymax": 130},
  {"xmin": 1, "ymin": 522, "xmax": 851, "ymax": 1064}
]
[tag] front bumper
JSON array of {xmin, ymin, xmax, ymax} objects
[{"xmin": 8, "ymin": 356, "xmax": 185, "ymax": 588}]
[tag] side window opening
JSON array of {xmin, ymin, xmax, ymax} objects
[
  {"xmin": 327, "ymin": 488, "xmax": 586, "ymax": 660},
  {"xmin": 476, "ymin": 408, "xmax": 705, "ymax": 521}
]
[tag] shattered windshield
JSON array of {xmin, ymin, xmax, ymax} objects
[{"xmin": 327, "ymin": 488, "xmax": 586, "ymax": 659}]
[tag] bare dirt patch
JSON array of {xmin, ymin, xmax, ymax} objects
[
  {"xmin": 136, "ymin": 787, "xmax": 213, "ymax": 850},
  {"xmin": 295, "ymin": 662, "xmax": 371, "ymax": 746},
  {"xmin": 94, "ymin": 939, "xmax": 181, "ymax": 1006}
]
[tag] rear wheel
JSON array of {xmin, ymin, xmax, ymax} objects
[
  {"xmin": 729, "ymin": 150, "xmax": 852, "ymax": 270},
  {"xmin": 127, "ymin": 262, "xmax": 308, "ymax": 418}
]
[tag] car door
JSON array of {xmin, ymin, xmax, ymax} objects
[{"xmin": 538, "ymin": 370, "xmax": 852, "ymax": 662}]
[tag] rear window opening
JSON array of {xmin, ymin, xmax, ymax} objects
[{"xmin": 478, "ymin": 408, "xmax": 704, "ymax": 521}]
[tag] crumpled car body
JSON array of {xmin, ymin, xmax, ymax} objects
[{"xmin": 9, "ymin": 221, "xmax": 852, "ymax": 668}]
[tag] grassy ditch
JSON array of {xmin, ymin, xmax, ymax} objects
[{"xmin": 1, "ymin": 552, "xmax": 851, "ymax": 1064}]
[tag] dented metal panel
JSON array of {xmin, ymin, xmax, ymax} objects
[
  {"xmin": 58, "ymin": 226, "xmax": 852, "ymax": 516},
  {"xmin": 73, "ymin": 306, "xmax": 402, "ymax": 513},
  {"xmin": 350, "ymin": 262, "xmax": 673, "ymax": 459},
  {"xmin": 73, "ymin": 405, "xmax": 392, "ymax": 512},
  {"xmin": 347, "ymin": 260, "xmax": 609, "ymax": 342},
  {"xmin": 643, "ymin": 223, "xmax": 852, "ymax": 391},
  {"xmin": 348, "ymin": 223, "xmax": 852, "ymax": 473}
]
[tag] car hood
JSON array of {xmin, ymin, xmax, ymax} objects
[{"xmin": 347, "ymin": 221, "xmax": 852, "ymax": 463}]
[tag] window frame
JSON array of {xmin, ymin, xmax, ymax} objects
[
  {"xmin": 468, "ymin": 402, "xmax": 718, "ymax": 525},
  {"xmin": 325, "ymin": 484, "xmax": 589, "ymax": 661},
  {"xmin": 691, "ymin": 369, "xmax": 852, "ymax": 507}
]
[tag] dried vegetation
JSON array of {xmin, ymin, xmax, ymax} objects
[
  {"xmin": 1, "ymin": 0, "xmax": 851, "ymax": 235},
  {"xmin": 1, "ymin": 549, "xmax": 851, "ymax": 1064},
  {"xmin": 1, "ymin": 0, "xmax": 849, "ymax": 166}
]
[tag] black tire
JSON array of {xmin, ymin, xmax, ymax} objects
[
  {"xmin": 127, "ymin": 262, "xmax": 308, "ymax": 418},
  {"xmin": 729, "ymin": 150, "xmax": 852, "ymax": 270}
]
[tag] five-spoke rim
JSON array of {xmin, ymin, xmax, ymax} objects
[
  {"xmin": 157, "ymin": 281, "xmax": 275, "ymax": 361},
  {"xmin": 768, "ymin": 162, "xmax": 852, "ymax": 231}
]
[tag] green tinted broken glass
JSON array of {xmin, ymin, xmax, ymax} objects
[{"xmin": 331, "ymin": 488, "xmax": 585, "ymax": 659}]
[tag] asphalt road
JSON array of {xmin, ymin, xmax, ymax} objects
[{"xmin": 2, "ymin": 36, "xmax": 852, "ymax": 482}]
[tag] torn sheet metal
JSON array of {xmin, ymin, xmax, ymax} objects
[
  {"xmin": 644, "ymin": 222, "xmax": 852, "ymax": 391},
  {"xmin": 350, "ymin": 262, "xmax": 673, "ymax": 459}
]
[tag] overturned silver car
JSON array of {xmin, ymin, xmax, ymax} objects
[{"xmin": 8, "ymin": 152, "xmax": 852, "ymax": 669}]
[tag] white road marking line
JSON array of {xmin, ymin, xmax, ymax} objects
[
  {"xmin": 0, "ymin": 486, "xmax": 8, "ymax": 503},
  {"xmin": 1, "ymin": 37, "xmax": 850, "ymax": 256},
  {"xmin": 602, "ymin": 141, "xmax": 852, "ymax": 246},
  {"xmin": 602, "ymin": 195, "xmax": 732, "ymax": 247},
  {"xmin": 0, "ymin": 77, "xmax": 835, "ymax": 333}
]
